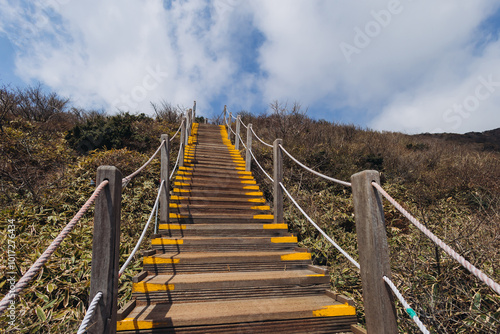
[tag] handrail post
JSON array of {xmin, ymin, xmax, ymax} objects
[
  {"xmin": 273, "ymin": 139, "xmax": 283, "ymax": 224},
  {"xmin": 180, "ymin": 117, "xmax": 186, "ymax": 167},
  {"xmin": 245, "ymin": 124, "xmax": 253, "ymax": 171},
  {"xmin": 160, "ymin": 135, "xmax": 170, "ymax": 225},
  {"xmin": 193, "ymin": 101, "xmax": 196, "ymax": 120},
  {"xmin": 227, "ymin": 112, "xmax": 232, "ymax": 141},
  {"xmin": 88, "ymin": 166, "xmax": 122, "ymax": 334},
  {"xmin": 235, "ymin": 115, "xmax": 241, "ymax": 150},
  {"xmin": 351, "ymin": 170, "xmax": 398, "ymax": 334},
  {"xmin": 185, "ymin": 110, "xmax": 191, "ymax": 144},
  {"xmin": 223, "ymin": 105, "xmax": 227, "ymax": 126}
]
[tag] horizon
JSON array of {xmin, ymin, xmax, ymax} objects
[{"xmin": 1, "ymin": 0, "xmax": 500, "ymax": 135}]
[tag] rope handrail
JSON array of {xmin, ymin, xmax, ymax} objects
[
  {"xmin": 169, "ymin": 119, "xmax": 184, "ymax": 142},
  {"xmin": 0, "ymin": 180, "xmax": 109, "ymax": 315},
  {"xmin": 170, "ymin": 142, "xmax": 183, "ymax": 180},
  {"xmin": 372, "ymin": 182, "xmax": 500, "ymax": 295},
  {"xmin": 250, "ymin": 126, "xmax": 273, "ymax": 148},
  {"xmin": 237, "ymin": 132, "xmax": 274, "ymax": 183},
  {"xmin": 118, "ymin": 180, "xmax": 164, "ymax": 277},
  {"xmin": 76, "ymin": 291, "xmax": 103, "ymax": 334},
  {"xmin": 279, "ymin": 144, "xmax": 352, "ymax": 188},
  {"xmin": 279, "ymin": 182, "xmax": 360, "ymax": 270},
  {"xmin": 122, "ymin": 140, "xmax": 165, "ymax": 188},
  {"xmin": 240, "ymin": 119, "xmax": 248, "ymax": 129},
  {"xmin": 383, "ymin": 276, "xmax": 430, "ymax": 333}
]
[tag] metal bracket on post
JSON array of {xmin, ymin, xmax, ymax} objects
[
  {"xmin": 227, "ymin": 112, "xmax": 232, "ymax": 141},
  {"xmin": 180, "ymin": 117, "xmax": 186, "ymax": 167},
  {"xmin": 88, "ymin": 166, "xmax": 122, "ymax": 334},
  {"xmin": 351, "ymin": 170, "xmax": 398, "ymax": 334},
  {"xmin": 245, "ymin": 124, "xmax": 253, "ymax": 172},
  {"xmin": 160, "ymin": 135, "xmax": 170, "ymax": 224},
  {"xmin": 235, "ymin": 115, "xmax": 241, "ymax": 151},
  {"xmin": 273, "ymin": 139, "xmax": 283, "ymax": 224}
]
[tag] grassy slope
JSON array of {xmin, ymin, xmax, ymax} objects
[{"xmin": 0, "ymin": 113, "xmax": 499, "ymax": 333}]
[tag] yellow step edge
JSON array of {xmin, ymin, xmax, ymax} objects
[
  {"xmin": 238, "ymin": 171, "xmax": 253, "ymax": 175},
  {"xmin": 312, "ymin": 303, "xmax": 356, "ymax": 317},
  {"xmin": 238, "ymin": 175, "xmax": 254, "ymax": 180},
  {"xmin": 159, "ymin": 224, "xmax": 186, "ymax": 230},
  {"xmin": 251, "ymin": 206, "xmax": 271, "ymax": 210},
  {"xmin": 177, "ymin": 171, "xmax": 192, "ymax": 175},
  {"xmin": 173, "ymin": 182, "xmax": 190, "ymax": 187},
  {"xmin": 248, "ymin": 198, "xmax": 266, "ymax": 203},
  {"xmin": 173, "ymin": 189, "xmax": 190, "ymax": 193},
  {"xmin": 246, "ymin": 192, "xmax": 263, "ymax": 196},
  {"xmin": 280, "ymin": 252, "xmax": 312, "ymax": 261},
  {"xmin": 241, "ymin": 180, "xmax": 257, "ymax": 184},
  {"xmin": 307, "ymin": 274, "xmax": 326, "ymax": 277},
  {"xmin": 175, "ymin": 177, "xmax": 191, "ymax": 181},
  {"xmin": 263, "ymin": 223, "xmax": 288, "ymax": 229},
  {"xmin": 243, "ymin": 186, "xmax": 259, "ymax": 190},
  {"xmin": 236, "ymin": 167, "xmax": 245, "ymax": 171},
  {"xmin": 133, "ymin": 282, "xmax": 175, "ymax": 293},
  {"xmin": 168, "ymin": 203, "xmax": 181, "ymax": 208},
  {"xmin": 179, "ymin": 167, "xmax": 193, "ymax": 171},
  {"xmin": 151, "ymin": 238, "xmax": 184, "ymax": 245},
  {"xmin": 143, "ymin": 257, "xmax": 180, "ymax": 264},
  {"xmin": 271, "ymin": 236, "xmax": 297, "ymax": 243},
  {"xmin": 253, "ymin": 214, "xmax": 274, "ymax": 220},
  {"xmin": 117, "ymin": 319, "xmax": 157, "ymax": 331},
  {"xmin": 170, "ymin": 196, "xmax": 187, "ymax": 200}
]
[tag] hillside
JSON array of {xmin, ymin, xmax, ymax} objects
[{"xmin": 0, "ymin": 88, "xmax": 499, "ymax": 333}]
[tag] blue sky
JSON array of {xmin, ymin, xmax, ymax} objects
[{"xmin": 1, "ymin": 0, "xmax": 500, "ymax": 134}]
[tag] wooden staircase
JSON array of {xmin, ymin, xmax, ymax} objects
[{"xmin": 116, "ymin": 123, "xmax": 359, "ymax": 333}]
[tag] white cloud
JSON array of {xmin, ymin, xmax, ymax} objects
[{"xmin": 1, "ymin": 0, "xmax": 499, "ymax": 132}]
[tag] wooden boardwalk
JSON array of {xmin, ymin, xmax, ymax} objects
[{"xmin": 116, "ymin": 123, "xmax": 359, "ymax": 333}]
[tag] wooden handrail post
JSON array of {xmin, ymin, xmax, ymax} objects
[
  {"xmin": 235, "ymin": 115, "xmax": 241, "ymax": 150},
  {"xmin": 180, "ymin": 117, "xmax": 186, "ymax": 167},
  {"xmin": 88, "ymin": 166, "xmax": 122, "ymax": 334},
  {"xmin": 185, "ymin": 110, "xmax": 191, "ymax": 145},
  {"xmin": 227, "ymin": 112, "xmax": 232, "ymax": 141},
  {"xmin": 245, "ymin": 124, "xmax": 253, "ymax": 172},
  {"xmin": 273, "ymin": 139, "xmax": 283, "ymax": 224},
  {"xmin": 160, "ymin": 135, "xmax": 170, "ymax": 224},
  {"xmin": 223, "ymin": 105, "xmax": 227, "ymax": 126},
  {"xmin": 193, "ymin": 101, "xmax": 196, "ymax": 120},
  {"xmin": 351, "ymin": 170, "xmax": 398, "ymax": 334}
]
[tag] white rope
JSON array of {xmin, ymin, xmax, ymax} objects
[
  {"xmin": 240, "ymin": 130, "xmax": 273, "ymax": 183},
  {"xmin": 122, "ymin": 141, "xmax": 165, "ymax": 188},
  {"xmin": 77, "ymin": 291, "xmax": 103, "ymax": 334},
  {"xmin": 279, "ymin": 182, "xmax": 360, "ymax": 270},
  {"xmin": 169, "ymin": 119, "xmax": 185, "ymax": 142},
  {"xmin": 240, "ymin": 120, "xmax": 248, "ymax": 129},
  {"xmin": 383, "ymin": 276, "xmax": 430, "ymax": 334},
  {"xmin": 231, "ymin": 113, "xmax": 237, "ymax": 120},
  {"xmin": 170, "ymin": 142, "xmax": 183, "ymax": 180},
  {"xmin": 250, "ymin": 126, "xmax": 273, "ymax": 148},
  {"xmin": 237, "ymin": 132, "xmax": 247, "ymax": 150},
  {"xmin": 373, "ymin": 182, "xmax": 500, "ymax": 295},
  {"xmin": 279, "ymin": 144, "xmax": 351, "ymax": 188},
  {"xmin": 118, "ymin": 180, "xmax": 164, "ymax": 277}
]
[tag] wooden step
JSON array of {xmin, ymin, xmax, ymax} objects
[
  {"xmin": 117, "ymin": 295, "xmax": 356, "ymax": 333},
  {"xmin": 158, "ymin": 223, "xmax": 288, "ymax": 237},
  {"xmin": 142, "ymin": 250, "xmax": 314, "ymax": 274},
  {"xmin": 132, "ymin": 269, "xmax": 330, "ymax": 304},
  {"xmin": 150, "ymin": 235, "xmax": 297, "ymax": 252}
]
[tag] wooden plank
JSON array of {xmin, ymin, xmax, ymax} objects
[
  {"xmin": 273, "ymin": 139, "xmax": 283, "ymax": 224},
  {"xmin": 89, "ymin": 166, "xmax": 122, "ymax": 334},
  {"xmin": 351, "ymin": 170, "xmax": 397, "ymax": 334},
  {"xmin": 245, "ymin": 124, "xmax": 253, "ymax": 171},
  {"xmin": 160, "ymin": 134, "xmax": 169, "ymax": 224}
]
